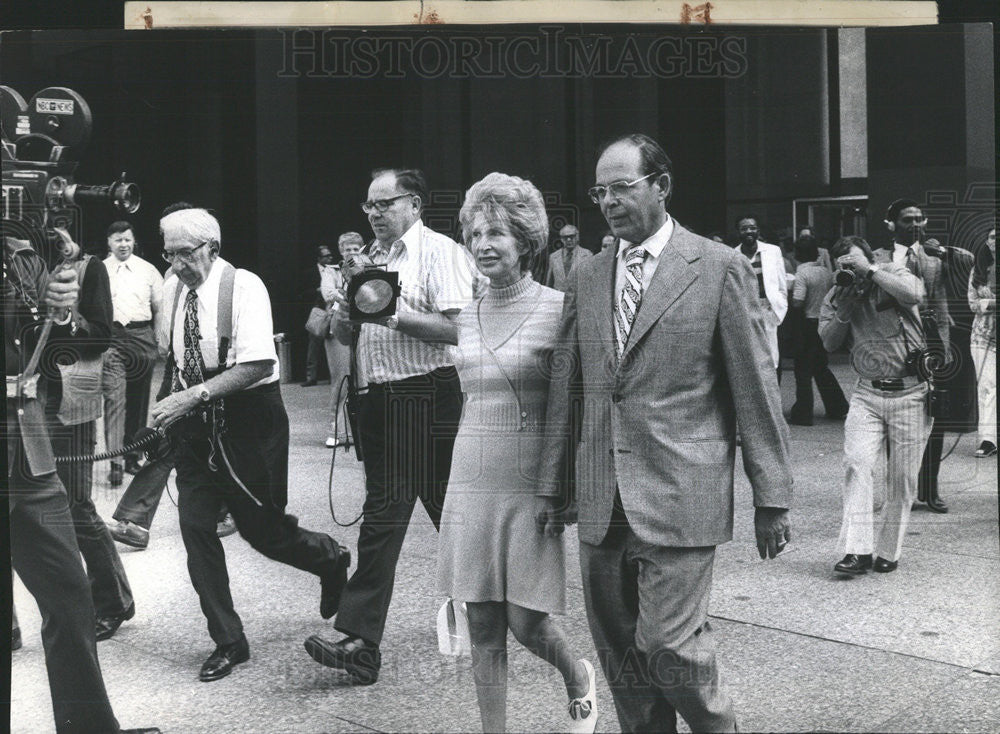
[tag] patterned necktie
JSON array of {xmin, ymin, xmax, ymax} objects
[
  {"xmin": 904, "ymin": 247, "xmax": 918, "ymax": 275},
  {"xmin": 181, "ymin": 290, "xmax": 206, "ymax": 387},
  {"xmin": 614, "ymin": 246, "xmax": 647, "ymax": 358}
]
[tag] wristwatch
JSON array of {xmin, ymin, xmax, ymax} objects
[
  {"xmin": 194, "ymin": 384, "xmax": 211, "ymax": 403},
  {"xmin": 384, "ymin": 314, "xmax": 399, "ymax": 330},
  {"xmin": 866, "ymin": 264, "xmax": 881, "ymax": 280}
]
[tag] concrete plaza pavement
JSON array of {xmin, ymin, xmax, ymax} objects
[{"xmin": 10, "ymin": 358, "xmax": 1000, "ymax": 733}]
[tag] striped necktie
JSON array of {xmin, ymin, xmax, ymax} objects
[{"xmin": 614, "ymin": 246, "xmax": 647, "ymax": 358}]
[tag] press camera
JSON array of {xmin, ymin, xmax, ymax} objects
[{"xmin": 1, "ymin": 86, "xmax": 140, "ymax": 262}]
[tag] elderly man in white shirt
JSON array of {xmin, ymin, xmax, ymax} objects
[
  {"xmin": 149, "ymin": 207, "xmax": 350, "ymax": 682},
  {"xmin": 101, "ymin": 221, "xmax": 164, "ymax": 485}
]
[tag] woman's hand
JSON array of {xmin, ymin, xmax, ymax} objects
[{"xmin": 535, "ymin": 496, "xmax": 577, "ymax": 538}]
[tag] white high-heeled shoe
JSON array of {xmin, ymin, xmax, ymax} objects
[{"xmin": 566, "ymin": 659, "xmax": 598, "ymax": 734}]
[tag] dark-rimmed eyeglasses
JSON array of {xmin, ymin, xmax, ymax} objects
[
  {"xmin": 162, "ymin": 241, "xmax": 208, "ymax": 264},
  {"xmin": 361, "ymin": 194, "xmax": 413, "ymax": 214},
  {"xmin": 588, "ymin": 172, "xmax": 657, "ymax": 204}
]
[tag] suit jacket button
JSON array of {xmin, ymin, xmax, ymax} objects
[{"xmin": 612, "ymin": 393, "xmax": 622, "ymax": 403}]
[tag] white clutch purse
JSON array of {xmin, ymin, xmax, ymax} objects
[{"xmin": 436, "ymin": 598, "xmax": 471, "ymax": 657}]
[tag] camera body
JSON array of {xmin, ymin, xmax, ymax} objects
[
  {"xmin": 834, "ymin": 266, "xmax": 858, "ymax": 288},
  {"xmin": 1, "ymin": 86, "xmax": 140, "ymax": 263}
]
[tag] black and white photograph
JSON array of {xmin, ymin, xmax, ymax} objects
[{"xmin": 2, "ymin": 13, "xmax": 997, "ymax": 734}]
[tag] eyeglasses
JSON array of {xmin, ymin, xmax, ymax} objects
[
  {"xmin": 162, "ymin": 241, "xmax": 208, "ymax": 264},
  {"xmin": 361, "ymin": 194, "xmax": 413, "ymax": 214},
  {"xmin": 588, "ymin": 172, "xmax": 657, "ymax": 204}
]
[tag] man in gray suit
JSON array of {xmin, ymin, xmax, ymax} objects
[
  {"xmin": 546, "ymin": 224, "xmax": 592, "ymax": 291},
  {"xmin": 539, "ymin": 134, "xmax": 793, "ymax": 733}
]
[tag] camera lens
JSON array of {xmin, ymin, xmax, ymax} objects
[{"xmin": 835, "ymin": 268, "xmax": 857, "ymax": 288}]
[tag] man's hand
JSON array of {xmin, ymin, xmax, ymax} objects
[
  {"xmin": 535, "ymin": 497, "xmax": 577, "ymax": 538},
  {"xmin": 754, "ymin": 507, "xmax": 791, "ymax": 560},
  {"xmin": 44, "ymin": 267, "xmax": 80, "ymax": 315},
  {"xmin": 836, "ymin": 251, "xmax": 871, "ymax": 276},
  {"xmin": 149, "ymin": 387, "xmax": 200, "ymax": 431}
]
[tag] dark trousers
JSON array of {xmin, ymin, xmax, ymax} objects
[
  {"xmin": 112, "ymin": 453, "xmax": 175, "ymax": 530},
  {"xmin": 334, "ymin": 366, "xmax": 463, "ymax": 646},
  {"xmin": 49, "ymin": 419, "xmax": 133, "ymax": 618},
  {"xmin": 9, "ymin": 445, "xmax": 120, "ymax": 734},
  {"xmin": 175, "ymin": 383, "xmax": 341, "ymax": 645},
  {"xmin": 790, "ymin": 318, "xmax": 849, "ymax": 423},
  {"xmin": 579, "ymin": 501, "xmax": 735, "ymax": 733}
]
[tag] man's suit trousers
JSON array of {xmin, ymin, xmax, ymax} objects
[
  {"xmin": 579, "ymin": 506, "xmax": 736, "ymax": 733},
  {"xmin": 49, "ymin": 418, "xmax": 134, "ymax": 618},
  {"xmin": 334, "ymin": 366, "xmax": 463, "ymax": 646}
]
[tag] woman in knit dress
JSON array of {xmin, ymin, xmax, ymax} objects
[{"xmin": 438, "ymin": 172, "xmax": 597, "ymax": 734}]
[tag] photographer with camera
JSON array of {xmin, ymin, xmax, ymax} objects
[
  {"xmin": 304, "ymin": 167, "xmax": 483, "ymax": 685},
  {"xmin": 820, "ymin": 235, "xmax": 932, "ymax": 576},
  {"xmin": 5, "ymin": 234, "xmax": 158, "ymax": 734}
]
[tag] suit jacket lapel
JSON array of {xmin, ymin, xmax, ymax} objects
[{"xmin": 621, "ymin": 225, "xmax": 700, "ymax": 361}]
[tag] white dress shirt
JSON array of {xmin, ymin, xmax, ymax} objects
[
  {"xmin": 614, "ymin": 216, "xmax": 675, "ymax": 303},
  {"xmin": 892, "ymin": 242, "xmax": 920, "ymax": 265},
  {"xmin": 163, "ymin": 257, "xmax": 279, "ymax": 388}
]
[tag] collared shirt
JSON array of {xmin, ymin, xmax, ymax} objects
[
  {"xmin": 740, "ymin": 244, "xmax": 768, "ymax": 300},
  {"xmin": 357, "ymin": 219, "xmax": 483, "ymax": 384},
  {"xmin": 163, "ymin": 257, "xmax": 279, "ymax": 389},
  {"xmin": 818, "ymin": 262, "xmax": 925, "ymax": 379},
  {"xmin": 614, "ymin": 216, "xmax": 674, "ymax": 304},
  {"xmin": 103, "ymin": 253, "xmax": 164, "ymax": 325},
  {"xmin": 892, "ymin": 242, "xmax": 920, "ymax": 266},
  {"xmin": 792, "ymin": 261, "xmax": 834, "ymax": 319}
]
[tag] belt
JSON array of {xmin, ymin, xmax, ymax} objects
[
  {"xmin": 6, "ymin": 374, "xmax": 39, "ymax": 399},
  {"xmin": 366, "ymin": 365, "xmax": 457, "ymax": 394},
  {"xmin": 124, "ymin": 320, "xmax": 152, "ymax": 329},
  {"xmin": 870, "ymin": 375, "xmax": 924, "ymax": 392}
]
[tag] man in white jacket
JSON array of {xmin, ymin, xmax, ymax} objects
[{"xmin": 737, "ymin": 215, "xmax": 788, "ymax": 378}]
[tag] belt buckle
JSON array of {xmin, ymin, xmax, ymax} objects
[{"xmin": 6, "ymin": 374, "xmax": 38, "ymax": 399}]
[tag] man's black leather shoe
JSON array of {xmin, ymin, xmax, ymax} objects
[
  {"xmin": 95, "ymin": 603, "xmax": 135, "ymax": 641},
  {"xmin": 834, "ymin": 554, "xmax": 872, "ymax": 575},
  {"xmin": 873, "ymin": 557, "xmax": 898, "ymax": 573},
  {"xmin": 108, "ymin": 463, "xmax": 124, "ymax": 487},
  {"xmin": 199, "ymin": 635, "xmax": 250, "ymax": 682},
  {"xmin": 304, "ymin": 634, "xmax": 380, "ymax": 684},
  {"xmin": 319, "ymin": 543, "xmax": 351, "ymax": 620}
]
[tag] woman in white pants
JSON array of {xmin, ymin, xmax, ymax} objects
[{"xmin": 968, "ymin": 228, "xmax": 996, "ymax": 458}]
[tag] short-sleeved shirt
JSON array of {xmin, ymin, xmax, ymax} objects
[
  {"xmin": 164, "ymin": 257, "xmax": 279, "ymax": 389},
  {"xmin": 103, "ymin": 253, "xmax": 164, "ymax": 325},
  {"xmin": 792, "ymin": 261, "xmax": 834, "ymax": 319},
  {"xmin": 357, "ymin": 219, "xmax": 483, "ymax": 384}
]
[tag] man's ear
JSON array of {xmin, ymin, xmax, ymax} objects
[{"xmin": 657, "ymin": 172, "xmax": 673, "ymax": 204}]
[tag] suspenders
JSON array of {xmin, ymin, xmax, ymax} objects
[{"xmin": 164, "ymin": 263, "xmax": 237, "ymax": 391}]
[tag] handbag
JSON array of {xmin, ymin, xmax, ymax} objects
[
  {"xmin": 305, "ymin": 306, "xmax": 332, "ymax": 338},
  {"xmin": 436, "ymin": 598, "xmax": 471, "ymax": 657}
]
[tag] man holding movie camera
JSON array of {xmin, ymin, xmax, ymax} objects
[
  {"xmin": 304, "ymin": 167, "xmax": 482, "ymax": 685},
  {"xmin": 5, "ymin": 233, "xmax": 158, "ymax": 734},
  {"xmin": 820, "ymin": 235, "xmax": 934, "ymax": 576}
]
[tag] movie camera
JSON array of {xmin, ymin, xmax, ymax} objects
[{"xmin": 1, "ymin": 86, "xmax": 140, "ymax": 261}]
